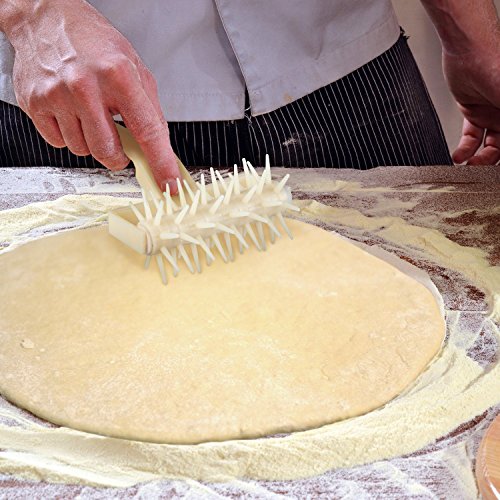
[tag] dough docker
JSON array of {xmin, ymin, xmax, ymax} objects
[{"xmin": 108, "ymin": 124, "xmax": 300, "ymax": 284}]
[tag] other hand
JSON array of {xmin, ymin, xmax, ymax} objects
[{"xmin": 443, "ymin": 25, "xmax": 500, "ymax": 165}]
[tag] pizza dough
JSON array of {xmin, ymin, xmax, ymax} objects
[{"xmin": 0, "ymin": 219, "xmax": 444, "ymax": 444}]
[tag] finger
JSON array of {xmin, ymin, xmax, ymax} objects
[
  {"xmin": 467, "ymin": 130, "xmax": 500, "ymax": 165},
  {"xmin": 30, "ymin": 113, "xmax": 66, "ymax": 148},
  {"xmin": 112, "ymin": 78, "xmax": 180, "ymax": 193},
  {"xmin": 54, "ymin": 113, "xmax": 90, "ymax": 156},
  {"xmin": 137, "ymin": 67, "xmax": 181, "ymax": 192},
  {"xmin": 460, "ymin": 103, "xmax": 500, "ymax": 132},
  {"xmin": 80, "ymin": 106, "xmax": 129, "ymax": 171},
  {"xmin": 138, "ymin": 65, "xmax": 164, "ymax": 121},
  {"xmin": 66, "ymin": 76, "xmax": 129, "ymax": 171},
  {"xmin": 452, "ymin": 119, "xmax": 484, "ymax": 164}
]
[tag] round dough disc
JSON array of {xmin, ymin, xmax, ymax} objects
[{"xmin": 0, "ymin": 220, "xmax": 444, "ymax": 444}]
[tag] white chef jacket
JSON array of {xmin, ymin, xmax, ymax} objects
[{"xmin": 0, "ymin": 1, "xmax": 400, "ymax": 121}]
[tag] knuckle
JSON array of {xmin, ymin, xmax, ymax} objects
[
  {"xmin": 69, "ymin": 145, "xmax": 90, "ymax": 157},
  {"xmin": 46, "ymin": 136, "xmax": 66, "ymax": 148},
  {"xmin": 92, "ymin": 144, "xmax": 126, "ymax": 165},
  {"xmin": 141, "ymin": 66, "xmax": 156, "ymax": 85},
  {"xmin": 97, "ymin": 56, "xmax": 135, "ymax": 80},
  {"xmin": 65, "ymin": 71, "xmax": 93, "ymax": 97},
  {"xmin": 14, "ymin": 92, "xmax": 29, "ymax": 112},
  {"xmin": 135, "ymin": 122, "xmax": 166, "ymax": 144},
  {"xmin": 22, "ymin": 87, "xmax": 48, "ymax": 112},
  {"xmin": 41, "ymin": 80, "xmax": 65, "ymax": 101}
]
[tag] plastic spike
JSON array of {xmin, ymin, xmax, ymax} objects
[
  {"xmin": 269, "ymin": 223, "xmax": 276, "ymax": 244},
  {"xmin": 215, "ymin": 223, "xmax": 235, "ymax": 235},
  {"xmin": 223, "ymin": 177, "xmax": 235, "ymax": 205},
  {"xmin": 264, "ymin": 154, "xmax": 272, "ymax": 184},
  {"xmin": 154, "ymin": 201, "xmax": 164, "ymax": 226},
  {"xmin": 238, "ymin": 226, "xmax": 247, "ymax": 253},
  {"xmin": 129, "ymin": 202, "xmax": 145, "ymax": 223},
  {"xmin": 150, "ymin": 191, "xmax": 161, "ymax": 211},
  {"xmin": 164, "ymin": 184, "xmax": 178, "ymax": 215},
  {"xmin": 246, "ymin": 161, "xmax": 260, "ymax": 181},
  {"xmin": 174, "ymin": 205, "xmax": 189, "ymax": 225},
  {"xmin": 183, "ymin": 180, "xmax": 196, "ymax": 202},
  {"xmin": 196, "ymin": 221, "xmax": 216, "ymax": 230},
  {"xmin": 233, "ymin": 165, "xmax": 241, "ymax": 194},
  {"xmin": 242, "ymin": 185, "xmax": 258, "ymax": 204},
  {"xmin": 209, "ymin": 195, "xmax": 224, "ymax": 215},
  {"xmin": 141, "ymin": 189, "xmax": 153, "ymax": 220},
  {"xmin": 262, "ymin": 200, "xmax": 282, "ymax": 208},
  {"xmin": 189, "ymin": 190, "xmax": 201, "ymax": 216},
  {"xmin": 180, "ymin": 232, "xmax": 200, "ymax": 245},
  {"xmin": 156, "ymin": 254, "xmax": 168, "ymax": 284},
  {"xmin": 247, "ymin": 213, "xmax": 268, "ymax": 224},
  {"xmin": 242, "ymin": 158, "xmax": 252, "ymax": 187},
  {"xmin": 161, "ymin": 247, "xmax": 180, "ymax": 276},
  {"xmin": 210, "ymin": 167, "xmax": 221, "ymax": 197},
  {"xmin": 160, "ymin": 232, "xmax": 180, "ymax": 240},
  {"xmin": 163, "ymin": 187, "xmax": 172, "ymax": 216},
  {"xmin": 178, "ymin": 244, "xmax": 195, "ymax": 274},
  {"xmin": 275, "ymin": 174, "xmax": 290, "ymax": 193},
  {"xmin": 256, "ymin": 222, "xmax": 267, "ymax": 250},
  {"xmin": 200, "ymin": 174, "xmax": 208, "ymax": 205},
  {"xmin": 204, "ymin": 237, "xmax": 214, "ymax": 265},
  {"xmin": 278, "ymin": 213, "xmax": 293, "ymax": 239},
  {"xmin": 226, "ymin": 173, "xmax": 234, "ymax": 193},
  {"xmin": 144, "ymin": 255, "xmax": 151, "ymax": 269},
  {"xmin": 230, "ymin": 210, "xmax": 250, "ymax": 218},
  {"xmin": 283, "ymin": 202, "xmax": 300, "ymax": 212},
  {"xmin": 215, "ymin": 170, "xmax": 227, "ymax": 190},
  {"xmin": 245, "ymin": 223, "xmax": 262, "ymax": 250},
  {"xmin": 257, "ymin": 169, "xmax": 266, "ymax": 194},
  {"xmin": 230, "ymin": 225, "xmax": 249, "ymax": 249},
  {"xmin": 191, "ymin": 243, "xmax": 201, "ymax": 273},
  {"xmin": 264, "ymin": 216, "xmax": 281, "ymax": 238},
  {"xmin": 224, "ymin": 232, "xmax": 234, "ymax": 261},
  {"xmin": 212, "ymin": 234, "xmax": 228, "ymax": 262},
  {"xmin": 197, "ymin": 236, "xmax": 215, "ymax": 262},
  {"xmin": 176, "ymin": 178, "xmax": 187, "ymax": 207}
]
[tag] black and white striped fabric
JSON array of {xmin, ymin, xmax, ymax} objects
[{"xmin": 0, "ymin": 32, "xmax": 452, "ymax": 169}]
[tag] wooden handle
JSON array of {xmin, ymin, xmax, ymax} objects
[
  {"xmin": 476, "ymin": 414, "xmax": 500, "ymax": 500},
  {"xmin": 115, "ymin": 122, "xmax": 196, "ymax": 200}
]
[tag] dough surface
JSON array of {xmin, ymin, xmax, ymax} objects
[{"xmin": 0, "ymin": 220, "xmax": 444, "ymax": 444}]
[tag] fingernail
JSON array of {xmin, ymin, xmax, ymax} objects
[{"xmin": 161, "ymin": 178, "xmax": 178, "ymax": 194}]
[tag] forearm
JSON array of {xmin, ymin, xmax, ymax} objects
[{"xmin": 420, "ymin": 0, "xmax": 499, "ymax": 54}]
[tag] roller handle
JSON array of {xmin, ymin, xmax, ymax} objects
[{"xmin": 115, "ymin": 122, "xmax": 196, "ymax": 201}]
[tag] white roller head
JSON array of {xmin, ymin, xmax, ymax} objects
[{"xmin": 110, "ymin": 156, "xmax": 299, "ymax": 284}]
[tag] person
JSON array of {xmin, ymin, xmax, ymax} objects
[{"xmin": 0, "ymin": 0, "xmax": 498, "ymax": 194}]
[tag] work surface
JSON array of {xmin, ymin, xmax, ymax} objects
[{"xmin": 0, "ymin": 165, "xmax": 498, "ymax": 499}]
